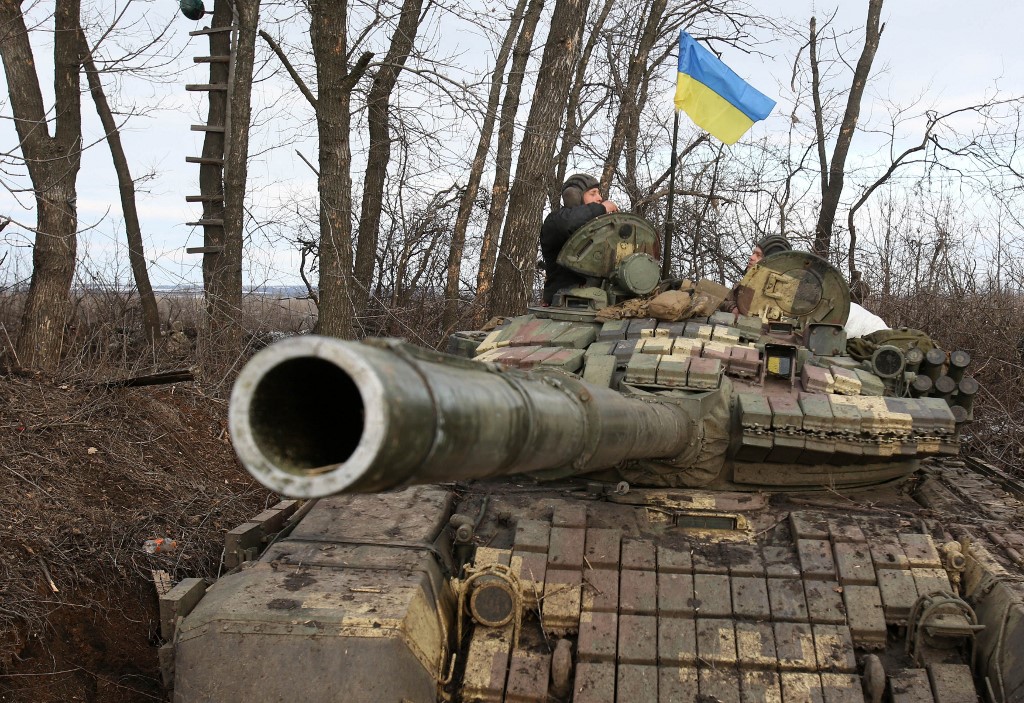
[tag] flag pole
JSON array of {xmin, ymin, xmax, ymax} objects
[{"xmin": 661, "ymin": 110, "xmax": 680, "ymax": 280}]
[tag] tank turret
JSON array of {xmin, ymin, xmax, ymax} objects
[
  {"xmin": 230, "ymin": 215, "xmax": 969, "ymax": 498},
  {"xmin": 169, "ymin": 214, "xmax": 1024, "ymax": 703},
  {"xmin": 549, "ymin": 212, "xmax": 662, "ymax": 310}
]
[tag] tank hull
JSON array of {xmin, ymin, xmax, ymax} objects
[{"xmin": 171, "ymin": 457, "xmax": 1024, "ymax": 703}]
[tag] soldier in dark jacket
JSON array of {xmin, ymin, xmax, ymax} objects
[{"xmin": 540, "ymin": 174, "xmax": 619, "ymax": 304}]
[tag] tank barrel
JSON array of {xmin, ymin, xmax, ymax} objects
[{"xmin": 229, "ymin": 336, "xmax": 696, "ymax": 497}]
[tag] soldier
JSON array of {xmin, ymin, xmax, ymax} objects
[
  {"xmin": 729, "ymin": 235, "xmax": 889, "ymax": 337},
  {"xmin": 721, "ymin": 234, "xmax": 793, "ymax": 312},
  {"xmin": 746, "ymin": 233, "xmax": 792, "ymax": 270},
  {"xmin": 540, "ymin": 174, "xmax": 618, "ymax": 304}
]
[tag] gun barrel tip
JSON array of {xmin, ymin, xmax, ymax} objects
[{"xmin": 228, "ymin": 338, "xmax": 384, "ymax": 497}]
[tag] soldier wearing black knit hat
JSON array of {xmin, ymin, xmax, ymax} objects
[
  {"xmin": 539, "ymin": 174, "xmax": 618, "ymax": 304},
  {"xmin": 747, "ymin": 234, "xmax": 792, "ymax": 270}
]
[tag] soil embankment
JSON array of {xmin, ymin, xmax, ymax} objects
[{"xmin": 0, "ymin": 371, "xmax": 271, "ymax": 702}]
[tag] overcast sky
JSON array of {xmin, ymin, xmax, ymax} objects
[
  {"xmin": 742, "ymin": 1, "xmax": 1024, "ymax": 139},
  {"xmin": 1, "ymin": 1, "xmax": 1021, "ymax": 288}
]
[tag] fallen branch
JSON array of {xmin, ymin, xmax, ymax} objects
[{"xmin": 100, "ymin": 368, "xmax": 195, "ymax": 389}]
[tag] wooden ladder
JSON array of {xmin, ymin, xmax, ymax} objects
[{"xmin": 185, "ymin": 17, "xmax": 237, "ymax": 255}]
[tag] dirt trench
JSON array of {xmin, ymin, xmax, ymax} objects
[{"xmin": 0, "ymin": 371, "xmax": 272, "ymax": 702}]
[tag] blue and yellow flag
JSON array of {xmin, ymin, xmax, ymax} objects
[{"xmin": 674, "ymin": 31, "xmax": 775, "ymax": 145}]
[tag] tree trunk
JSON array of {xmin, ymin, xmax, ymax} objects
[
  {"xmin": 599, "ymin": 0, "xmax": 667, "ymax": 192},
  {"xmin": 1, "ymin": 0, "xmax": 83, "ymax": 371},
  {"xmin": 474, "ymin": 0, "xmax": 544, "ymax": 315},
  {"xmin": 488, "ymin": 0, "xmax": 592, "ymax": 317},
  {"xmin": 217, "ymin": 0, "xmax": 261, "ymax": 353},
  {"xmin": 310, "ymin": 1, "xmax": 369, "ymax": 338},
  {"xmin": 812, "ymin": 0, "xmax": 884, "ymax": 256},
  {"xmin": 441, "ymin": 0, "xmax": 528, "ymax": 333},
  {"xmin": 351, "ymin": 0, "xmax": 425, "ymax": 322},
  {"xmin": 810, "ymin": 16, "xmax": 828, "ymax": 204},
  {"xmin": 621, "ymin": 62, "xmax": 651, "ymax": 208},
  {"xmin": 552, "ymin": 0, "xmax": 614, "ymax": 205},
  {"xmin": 79, "ymin": 32, "xmax": 161, "ymax": 344}
]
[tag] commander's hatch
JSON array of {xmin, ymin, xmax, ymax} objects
[
  {"xmin": 556, "ymin": 213, "xmax": 661, "ymax": 296},
  {"xmin": 734, "ymin": 251, "xmax": 851, "ymax": 329}
]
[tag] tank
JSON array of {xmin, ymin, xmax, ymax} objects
[{"xmin": 166, "ymin": 213, "xmax": 1024, "ymax": 703}]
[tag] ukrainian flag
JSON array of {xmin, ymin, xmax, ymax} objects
[{"xmin": 674, "ymin": 30, "xmax": 775, "ymax": 145}]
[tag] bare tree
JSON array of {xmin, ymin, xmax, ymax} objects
[
  {"xmin": 811, "ymin": 0, "xmax": 884, "ymax": 256},
  {"xmin": 593, "ymin": 0, "xmax": 713, "ymax": 209},
  {"xmin": 473, "ymin": 0, "xmax": 543, "ymax": 315},
  {"xmin": 488, "ymin": 0, "xmax": 592, "ymax": 317},
  {"xmin": 220, "ymin": 0, "xmax": 261, "ymax": 344},
  {"xmin": 194, "ymin": 0, "xmax": 232, "ymax": 342},
  {"xmin": 441, "ymin": 0, "xmax": 529, "ymax": 332},
  {"xmin": 307, "ymin": 0, "xmax": 372, "ymax": 338},
  {"xmin": 0, "ymin": 0, "xmax": 83, "ymax": 370},
  {"xmin": 599, "ymin": 0, "xmax": 667, "ymax": 192},
  {"xmin": 377, "ymin": 184, "xmax": 461, "ymax": 323},
  {"xmin": 552, "ymin": 0, "xmax": 614, "ymax": 204},
  {"xmin": 848, "ymin": 97, "xmax": 1024, "ymax": 294},
  {"xmin": 78, "ymin": 30, "xmax": 160, "ymax": 344},
  {"xmin": 191, "ymin": 0, "xmax": 263, "ymax": 355},
  {"xmin": 351, "ymin": 0, "xmax": 426, "ymax": 322}
]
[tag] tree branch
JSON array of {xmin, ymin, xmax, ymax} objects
[{"xmin": 259, "ymin": 30, "xmax": 318, "ymax": 109}]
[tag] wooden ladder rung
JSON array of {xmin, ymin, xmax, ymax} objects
[
  {"xmin": 194, "ymin": 55, "xmax": 231, "ymax": 63},
  {"xmin": 190, "ymin": 124, "xmax": 226, "ymax": 133},
  {"xmin": 185, "ymin": 194, "xmax": 224, "ymax": 203},
  {"xmin": 189, "ymin": 25, "xmax": 237, "ymax": 36},
  {"xmin": 185, "ymin": 220, "xmax": 225, "ymax": 228},
  {"xmin": 186, "ymin": 83, "xmax": 229, "ymax": 92},
  {"xmin": 186, "ymin": 156, "xmax": 224, "ymax": 166},
  {"xmin": 186, "ymin": 245, "xmax": 225, "ymax": 254}
]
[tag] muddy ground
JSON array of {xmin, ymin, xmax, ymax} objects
[{"xmin": 0, "ymin": 370, "xmax": 272, "ymax": 702}]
